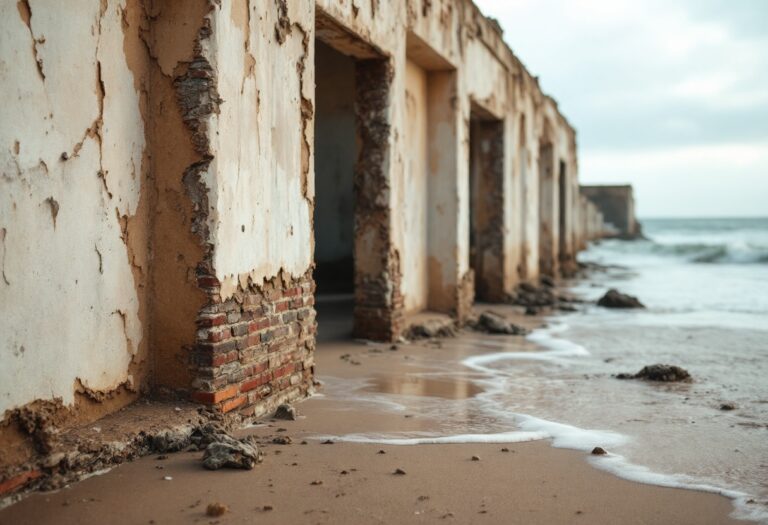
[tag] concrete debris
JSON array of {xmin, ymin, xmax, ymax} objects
[
  {"xmin": 617, "ymin": 364, "xmax": 692, "ymax": 383},
  {"xmin": 508, "ymin": 282, "xmax": 573, "ymax": 309},
  {"xmin": 405, "ymin": 319, "xmax": 456, "ymax": 340},
  {"xmin": 514, "ymin": 282, "xmax": 555, "ymax": 306},
  {"xmin": 150, "ymin": 430, "xmax": 191, "ymax": 454},
  {"xmin": 273, "ymin": 404, "xmax": 298, "ymax": 421},
  {"xmin": 472, "ymin": 311, "xmax": 528, "ymax": 336},
  {"xmin": 202, "ymin": 437, "xmax": 262, "ymax": 470},
  {"xmin": 597, "ymin": 289, "xmax": 645, "ymax": 309}
]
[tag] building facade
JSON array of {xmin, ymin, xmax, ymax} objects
[{"xmin": 0, "ymin": 0, "xmax": 605, "ymax": 476}]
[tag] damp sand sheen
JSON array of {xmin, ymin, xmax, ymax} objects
[
  {"xmin": 0, "ymin": 323, "xmax": 757, "ymax": 524},
  {"xmin": 2, "ymin": 219, "xmax": 766, "ymax": 524}
]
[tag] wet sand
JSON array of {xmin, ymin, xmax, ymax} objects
[{"xmin": 0, "ymin": 303, "xmax": 742, "ymax": 524}]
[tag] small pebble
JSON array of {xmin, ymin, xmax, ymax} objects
[
  {"xmin": 206, "ymin": 503, "xmax": 228, "ymax": 517},
  {"xmin": 377, "ymin": 450, "xmax": 386, "ymax": 455},
  {"xmin": 501, "ymin": 448, "xmax": 509, "ymax": 453},
  {"xmin": 310, "ymin": 480, "xmax": 323, "ymax": 485},
  {"xmin": 394, "ymin": 468, "xmax": 406, "ymax": 475},
  {"xmin": 163, "ymin": 476, "xmax": 173, "ymax": 481},
  {"xmin": 591, "ymin": 447, "xmax": 607, "ymax": 455},
  {"xmin": 471, "ymin": 455, "xmax": 481, "ymax": 461}
]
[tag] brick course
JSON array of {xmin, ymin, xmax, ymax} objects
[{"xmin": 190, "ymin": 269, "xmax": 316, "ymax": 417}]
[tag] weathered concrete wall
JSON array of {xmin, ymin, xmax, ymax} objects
[
  {"xmin": 581, "ymin": 185, "xmax": 638, "ymax": 238},
  {"xmin": 402, "ymin": 59, "xmax": 430, "ymax": 312},
  {"xmin": 206, "ymin": 0, "xmax": 314, "ymax": 298},
  {"xmin": 1, "ymin": 0, "xmax": 150, "ymax": 426},
  {"xmin": 187, "ymin": 0, "xmax": 317, "ymax": 416},
  {"xmin": 1, "ymin": 0, "xmax": 594, "ymax": 480}
]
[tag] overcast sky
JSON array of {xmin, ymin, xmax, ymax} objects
[{"xmin": 475, "ymin": 0, "xmax": 768, "ymax": 218}]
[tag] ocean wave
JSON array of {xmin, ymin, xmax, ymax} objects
[{"xmin": 604, "ymin": 239, "xmax": 768, "ymax": 264}]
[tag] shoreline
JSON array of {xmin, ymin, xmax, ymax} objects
[{"xmin": 0, "ymin": 290, "xmax": 749, "ymax": 524}]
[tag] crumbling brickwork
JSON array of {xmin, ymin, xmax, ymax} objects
[
  {"xmin": 352, "ymin": 58, "xmax": 405, "ymax": 341},
  {"xmin": 0, "ymin": 0, "xmax": 606, "ymax": 497},
  {"xmin": 191, "ymin": 270, "xmax": 316, "ymax": 416}
]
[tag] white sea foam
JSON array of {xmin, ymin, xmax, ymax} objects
[
  {"xmin": 589, "ymin": 453, "xmax": 768, "ymax": 523},
  {"xmin": 313, "ymin": 430, "xmax": 548, "ymax": 445},
  {"xmin": 317, "ymin": 413, "xmax": 767, "ymax": 523}
]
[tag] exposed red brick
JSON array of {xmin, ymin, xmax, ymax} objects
[
  {"xmin": 191, "ymin": 384, "xmax": 238, "ymax": 405},
  {"xmin": 240, "ymin": 372, "xmax": 271, "ymax": 392},
  {"xmin": 197, "ymin": 313, "xmax": 227, "ymax": 327},
  {"xmin": 207, "ymin": 329, "xmax": 231, "ymax": 343},
  {"xmin": 0, "ymin": 470, "xmax": 43, "ymax": 496},
  {"xmin": 197, "ymin": 275, "xmax": 220, "ymax": 288},
  {"xmin": 192, "ymin": 271, "xmax": 316, "ymax": 416},
  {"xmin": 248, "ymin": 318, "xmax": 270, "ymax": 333},
  {"xmin": 221, "ymin": 395, "xmax": 246, "ymax": 414},
  {"xmin": 275, "ymin": 300, "xmax": 289, "ymax": 312},
  {"xmin": 284, "ymin": 286, "xmax": 301, "ymax": 297},
  {"xmin": 211, "ymin": 350, "xmax": 238, "ymax": 367}
]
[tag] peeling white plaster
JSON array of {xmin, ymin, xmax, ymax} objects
[
  {"xmin": 0, "ymin": 0, "xmax": 143, "ymax": 413},
  {"xmin": 206, "ymin": 0, "xmax": 314, "ymax": 298}
]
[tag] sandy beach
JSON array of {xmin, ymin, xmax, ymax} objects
[{"xmin": 0, "ymin": 300, "xmax": 743, "ymax": 524}]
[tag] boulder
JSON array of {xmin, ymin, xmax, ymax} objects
[{"xmin": 597, "ymin": 289, "xmax": 644, "ymax": 309}]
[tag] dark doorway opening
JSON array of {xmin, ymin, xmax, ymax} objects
[
  {"xmin": 558, "ymin": 160, "xmax": 568, "ymax": 260},
  {"xmin": 313, "ymin": 15, "xmax": 393, "ymax": 342},
  {"xmin": 314, "ymin": 41, "xmax": 357, "ymax": 341},
  {"xmin": 314, "ymin": 41, "xmax": 356, "ymax": 299},
  {"xmin": 468, "ymin": 106, "xmax": 505, "ymax": 302}
]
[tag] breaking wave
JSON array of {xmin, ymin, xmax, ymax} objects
[{"xmin": 605, "ymin": 239, "xmax": 768, "ymax": 264}]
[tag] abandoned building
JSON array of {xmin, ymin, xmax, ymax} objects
[
  {"xmin": 581, "ymin": 185, "xmax": 640, "ymax": 239},
  {"xmin": 0, "ymin": 0, "xmax": 610, "ymax": 492}
]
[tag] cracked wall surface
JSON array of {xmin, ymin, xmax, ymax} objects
[
  {"xmin": 206, "ymin": 0, "xmax": 315, "ymax": 299},
  {"xmin": 314, "ymin": 0, "xmax": 585, "ymax": 310},
  {"xmin": 0, "ymin": 0, "xmax": 599, "ymax": 481},
  {"xmin": 0, "ymin": 0, "xmax": 148, "ymax": 416}
]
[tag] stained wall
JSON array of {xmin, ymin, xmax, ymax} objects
[{"xmin": 0, "ymin": 0, "xmax": 149, "ymax": 418}]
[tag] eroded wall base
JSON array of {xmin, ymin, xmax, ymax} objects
[{"xmin": 192, "ymin": 271, "xmax": 316, "ymax": 417}]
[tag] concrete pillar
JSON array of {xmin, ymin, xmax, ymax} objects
[
  {"xmin": 427, "ymin": 70, "xmax": 472, "ymax": 320},
  {"xmin": 538, "ymin": 139, "xmax": 558, "ymax": 277}
]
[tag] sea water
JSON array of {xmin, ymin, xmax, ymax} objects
[{"xmin": 318, "ymin": 218, "xmax": 768, "ymax": 522}]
